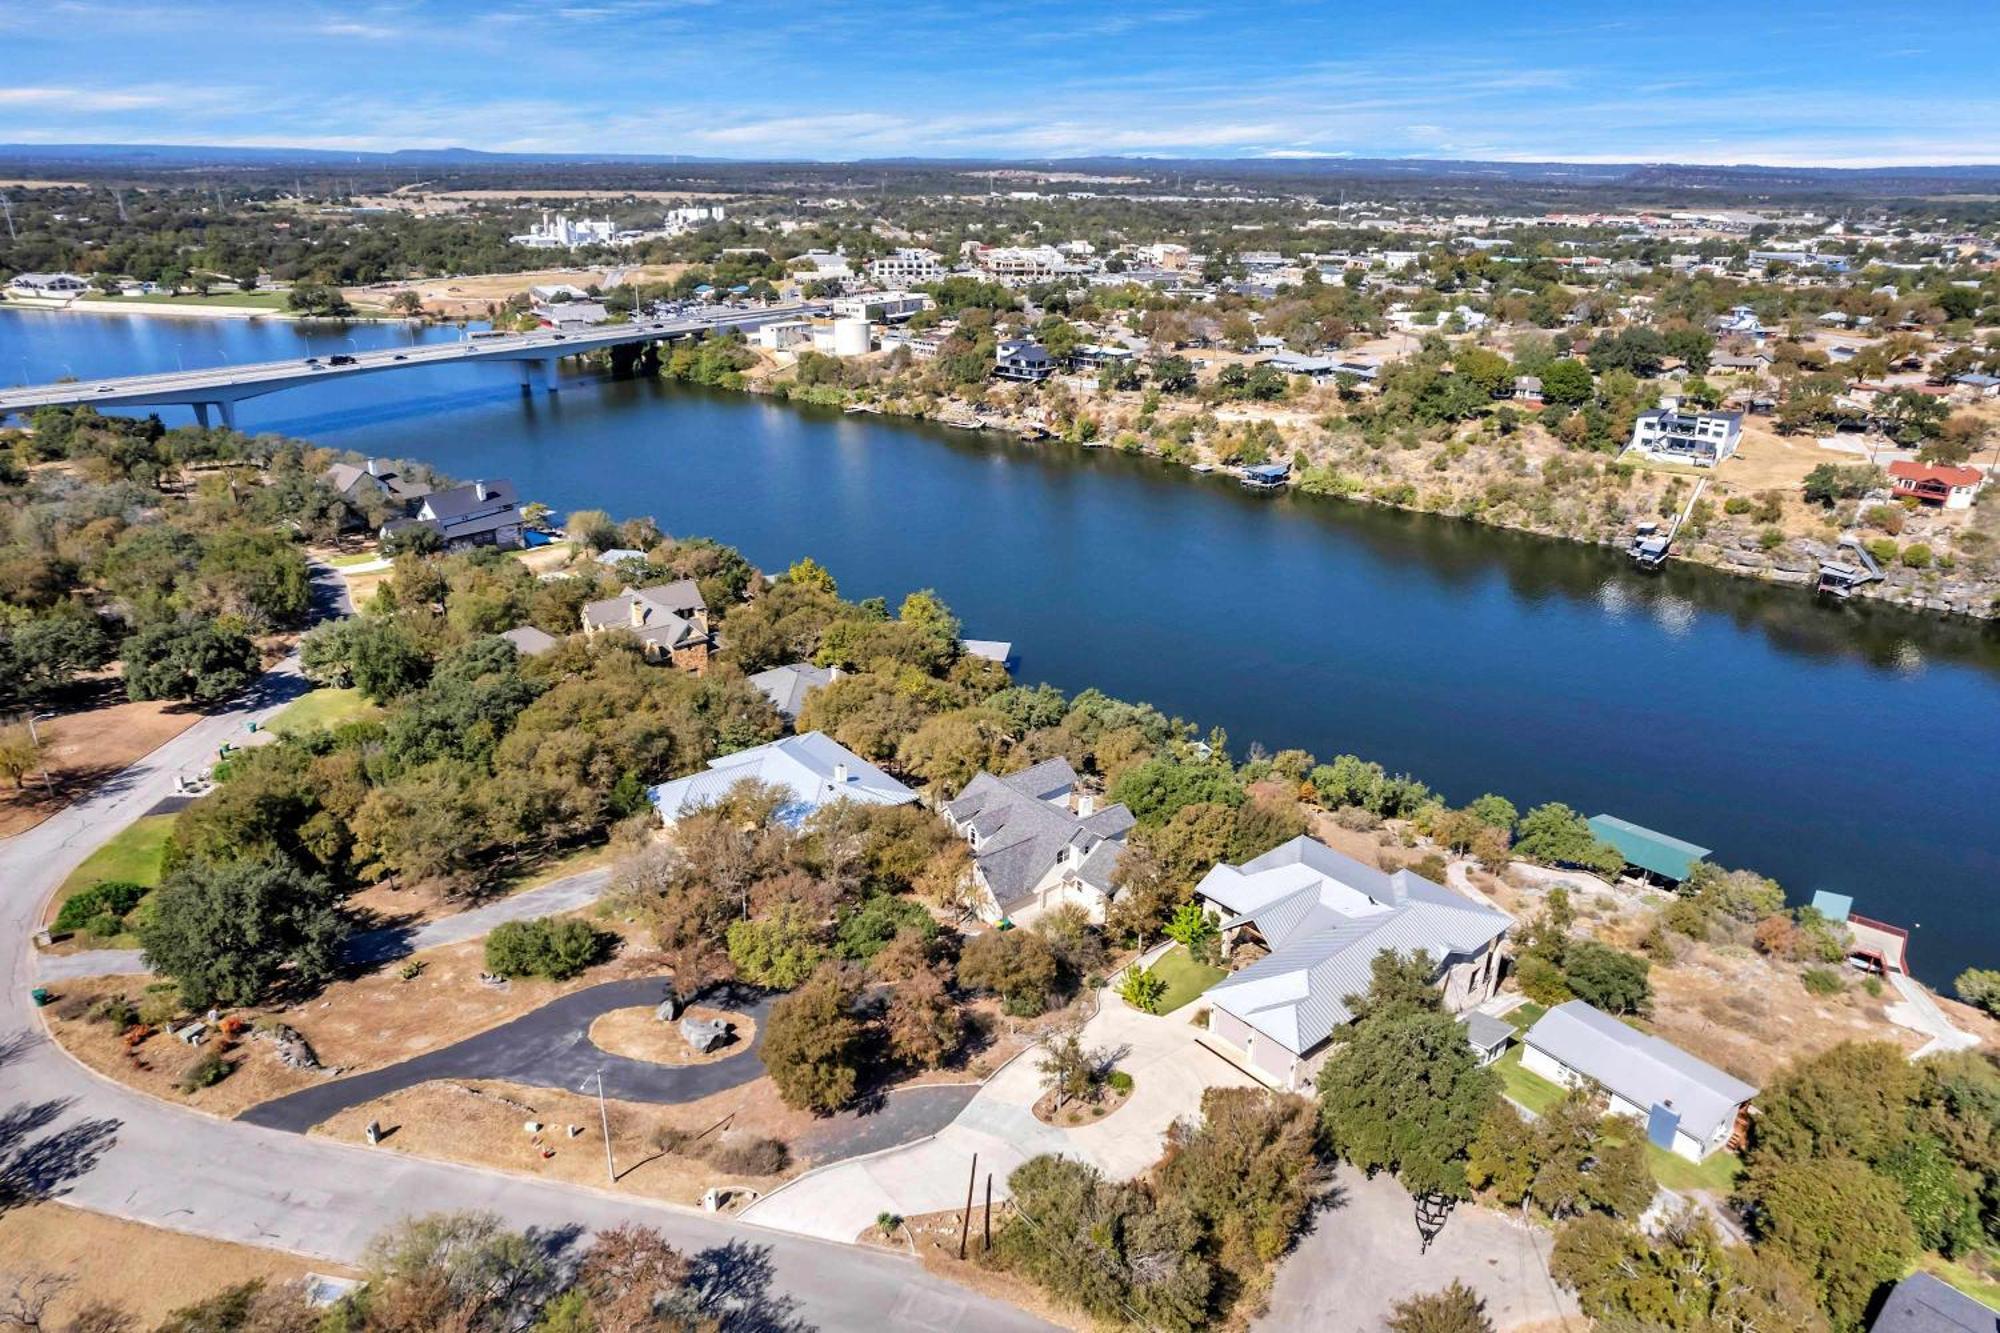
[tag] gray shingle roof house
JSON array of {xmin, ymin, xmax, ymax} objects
[
  {"xmin": 1870, "ymin": 1273, "xmax": 1998, "ymax": 1333},
  {"xmin": 648, "ymin": 731, "xmax": 917, "ymax": 829},
  {"xmin": 1462, "ymin": 1011, "xmax": 1515, "ymax": 1065},
  {"xmin": 499, "ymin": 625, "xmax": 560, "ymax": 657},
  {"xmin": 749, "ymin": 662, "xmax": 836, "ymax": 722},
  {"xmin": 383, "ymin": 478, "xmax": 524, "ymax": 550},
  {"xmin": 580, "ymin": 580, "xmax": 710, "ymax": 672},
  {"xmin": 323, "ymin": 458, "xmax": 431, "ymax": 508},
  {"xmin": 943, "ymin": 758, "xmax": 1133, "ymax": 926},
  {"xmin": 1196, "ymin": 836, "xmax": 1511, "ymax": 1091},
  {"xmin": 1520, "ymin": 1000, "xmax": 1757, "ymax": 1162}
]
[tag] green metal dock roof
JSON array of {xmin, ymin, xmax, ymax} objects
[{"xmin": 1586, "ymin": 814, "xmax": 1711, "ymax": 882}]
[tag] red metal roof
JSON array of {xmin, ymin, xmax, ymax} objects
[{"xmin": 1888, "ymin": 461, "xmax": 1983, "ymax": 488}]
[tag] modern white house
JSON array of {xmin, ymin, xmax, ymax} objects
[
  {"xmin": 831, "ymin": 291, "xmax": 930, "ymax": 323},
  {"xmin": 943, "ymin": 758, "xmax": 1132, "ymax": 926},
  {"xmin": 1519, "ymin": 1000, "xmax": 1756, "ymax": 1162},
  {"xmin": 6, "ymin": 271, "xmax": 91, "ymax": 298},
  {"xmin": 1625, "ymin": 408, "xmax": 1744, "ymax": 467},
  {"xmin": 1195, "ymin": 837, "xmax": 1511, "ymax": 1092},
  {"xmin": 648, "ymin": 731, "xmax": 916, "ymax": 828},
  {"xmin": 867, "ymin": 248, "xmax": 947, "ymax": 287}
]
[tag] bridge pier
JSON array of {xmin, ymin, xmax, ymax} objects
[
  {"xmin": 518, "ymin": 356, "xmax": 561, "ymax": 394},
  {"xmin": 192, "ymin": 401, "xmax": 238, "ymax": 430}
]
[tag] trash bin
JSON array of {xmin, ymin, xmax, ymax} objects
[{"xmin": 30, "ymin": 988, "xmax": 51, "ymax": 1008}]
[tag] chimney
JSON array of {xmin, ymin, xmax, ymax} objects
[
  {"xmin": 1077, "ymin": 793, "xmax": 1095, "ymax": 818},
  {"xmin": 834, "ymin": 762, "xmax": 850, "ymax": 785},
  {"xmin": 365, "ymin": 457, "xmax": 381, "ymax": 477},
  {"xmin": 629, "ymin": 598, "xmax": 645, "ymax": 628},
  {"xmin": 474, "ymin": 481, "xmax": 489, "ymax": 502}
]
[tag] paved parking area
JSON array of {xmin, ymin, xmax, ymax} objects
[{"xmin": 1257, "ymin": 1165, "xmax": 1579, "ymax": 1333}]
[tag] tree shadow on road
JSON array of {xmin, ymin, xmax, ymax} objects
[
  {"xmin": 679, "ymin": 1238, "xmax": 813, "ymax": 1333},
  {"xmin": 0, "ymin": 1032, "xmax": 122, "ymax": 1213}
]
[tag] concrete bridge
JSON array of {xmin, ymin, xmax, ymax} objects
[{"xmin": 0, "ymin": 302, "xmax": 824, "ymax": 427}]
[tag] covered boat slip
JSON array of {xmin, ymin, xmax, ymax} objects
[{"xmin": 1586, "ymin": 813, "xmax": 1711, "ymax": 885}]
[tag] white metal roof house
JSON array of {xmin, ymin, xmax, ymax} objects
[
  {"xmin": 1624, "ymin": 408, "xmax": 1744, "ymax": 467},
  {"xmin": 1196, "ymin": 837, "xmax": 1511, "ymax": 1092},
  {"xmin": 944, "ymin": 758, "xmax": 1133, "ymax": 926},
  {"xmin": 648, "ymin": 731, "xmax": 916, "ymax": 828},
  {"xmin": 1520, "ymin": 1000, "xmax": 1757, "ymax": 1161}
]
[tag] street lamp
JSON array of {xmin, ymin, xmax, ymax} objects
[{"xmin": 25, "ymin": 711, "xmax": 56, "ymax": 798}]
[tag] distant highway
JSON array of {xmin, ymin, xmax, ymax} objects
[{"xmin": 0, "ymin": 302, "xmax": 824, "ymax": 426}]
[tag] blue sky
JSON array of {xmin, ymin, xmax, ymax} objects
[{"xmin": 2, "ymin": 1, "xmax": 1997, "ymax": 166}]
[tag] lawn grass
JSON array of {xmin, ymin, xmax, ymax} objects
[
  {"xmin": 48, "ymin": 813, "xmax": 177, "ymax": 944},
  {"xmin": 84, "ymin": 290, "xmax": 292, "ymax": 310},
  {"xmin": 59, "ymin": 814, "xmax": 175, "ymax": 897},
  {"xmin": 1645, "ymin": 1143, "xmax": 1743, "ymax": 1194},
  {"xmin": 1506, "ymin": 1000, "xmax": 1546, "ymax": 1032},
  {"xmin": 324, "ymin": 550, "xmax": 385, "ymax": 568},
  {"xmin": 1917, "ymin": 1252, "xmax": 2000, "ymax": 1311},
  {"xmin": 266, "ymin": 687, "xmax": 381, "ymax": 735},
  {"xmin": 1494, "ymin": 1043, "xmax": 1565, "ymax": 1116},
  {"xmin": 1148, "ymin": 945, "xmax": 1225, "ymax": 1014}
]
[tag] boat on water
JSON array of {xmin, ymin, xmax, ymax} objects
[{"xmin": 1190, "ymin": 463, "xmax": 1215, "ymax": 474}]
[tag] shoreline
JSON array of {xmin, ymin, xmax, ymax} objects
[
  {"xmin": 738, "ymin": 378, "xmax": 2000, "ymax": 625},
  {"xmin": 1, "ymin": 297, "xmax": 402, "ymax": 323}
]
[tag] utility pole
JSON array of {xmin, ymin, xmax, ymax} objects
[
  {"xmin": 958, "ymin": 1152, "xmax": 979, "ymax": 1259},
  {"xmin": 595, "ymin": 1070, "xmax": 615, "ymax": 1182},
  {"xmin": 0, "ymin": 194, "xmax": 15, "ymax": 242},
  {"xmin": 983, "ymin": 1173, "xmax": 992, "ymax": 1251}
]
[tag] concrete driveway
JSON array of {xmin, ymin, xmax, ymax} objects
[
  {"xmin": 1257, "ymin": 1165, "xmax": 1579, "ymax": 1333},
  {"xmin": 742, "ymin": 991, "xmax": 1257, "ymax": 1242}
]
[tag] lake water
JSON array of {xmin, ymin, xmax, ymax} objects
[{"xmin": 7, "ymin": 308, "xmax": 1999, "ymax": 985}]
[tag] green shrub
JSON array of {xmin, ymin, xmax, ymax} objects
[
  {"xmin": 1955, "ymin": 967, "xmax": 2000, "ymax": 1016},
  {"xmin": 1899, "ymin": 543, "xmax": 1933, "ymax": 569},
  {"xmin": 484, "ymin": 916, "xmax": 608, "ymax": 981},
  {"xmin": 705, "ymin": 1135, "xmax": 791, "ymax": 1176},
  {"xmin": 178, "ymin": 1050, "xmax": 234, "ymax": 1092},
  {"xmin": 88, "ymin": 995, "xmax": 139, "ymax": 1028},
  {"xmin": 1724, "ymin": 496, "xmax": 1753, "ymax": 515},
  {"xmin": 1106, "ymin": 1069, "xmax": 1134, "ymax": 1095},
  {"xmin": 137, "ymin": 988, "xmax": 182, "ymax": 1028},
  {"xmin": 53, "ymin": 880, "xmax": 149, "ymax": 933},
  {"xmin": 1118, "ymin": 965, "xmax": 1168, "ymax": 1014},
  {"xmin": 1801, "ymin": 966, "xmax": 1845, "ymax": 996}
]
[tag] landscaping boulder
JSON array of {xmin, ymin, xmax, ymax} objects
[{"xmin": 680, "ymin": 1015, "xmax": 732, "ymax": 1053}]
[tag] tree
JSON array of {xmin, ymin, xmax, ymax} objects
[
  {"xmin": 1386, "ymin": 1282, "xmax": 1493, "ymax": 1333},
  {"xmin": 483, "ymin": 916, "xmax": 606, "ymax": 980},
  {"xmin": 1317, "ymin": 950, "xmax": 1496, "ymax": 1196},
  {"xmin": 138, "ymin": 855, "xmax": 349, "ymax": 1008},
  {"xmin": 8, "ymin": 609, "xmax": 117, "ymax": 699},
  {"xmin": 122, "ymin": 617, "xmax": 260, "ymax": 705},
  {"xmin": 958, "ymin": 927, "xmax": 1060, "ymax": 1016},
  {"xmin": 1469, "ymin": 1089, "xmax": 1651, "ymax": 1221},
  {"xmin": 1538, "ymin": 357, "xmax": 1593, "ymax": 406},
  {"xmin": 1559, "ymin": 939, "xmax": 1651, "ymax": 1014},
  {"xmin": 1512, "ymin": 803, "xmax": 1622, "ymax": 876},
  {"xmin": 726, "ymin": 903, "xmax": 825, "ymax": 989},
  {"xmin": 389, "ymin": 290, "xmax": 424, "ymax": 317},
  {"xmin": 0, "ymin": 726, "xmax": 39, "ymax": 790},
  {"xmin": 1162, "ymin": 900, "xmax": 1217, "ymax": 962},
  {"xmin": 883, "ymin": 967, "xmax": 961, "ymax": 1069},
  {"xmin": 1156, "ymin": 1086, "xmax": 1323, "ymax": 1271},
  {"xmin": 783, "ymin": 555, "xmax": 837, "ymax": 595},
  {"xmin": 1038, "ymin": 1024, "xmax": 1100, "ymax": 1109},
  {"xmin": 1110, "ymin": 756, "xmax": 1243, "ymax": 825},
  {"xmin": 759, "ymin": 964, "xmax": 864, "ymax": 1112},
  {"xmin": 1753, "ymin": 1041, "xmax": 1918, "ymax": 1166},
  {"xmin": 1955, "ymin": 967, "xmax": 2000, "ymax": 1017},
  {"xmin": 1742, "ymin": 1156, "xmax": 1917, "ymax": 1330},
  {"xmin": 1552, "ymin": 1209, "xmax": 1829, "ymax": 1333}
]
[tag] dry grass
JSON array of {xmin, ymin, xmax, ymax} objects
[
  {"xmin": 0, "ymin": 1204, "xmax": 353, "ymax": 1327},
  {"xmin": 902, "ymin": 1205, "xmax": 1092, "ymax": 1333},
  {"xmin": 344, "ymin": 265, "xmax": 690, "ymax": 318},
  {"xmin": 310, "ymin": 1078, "xmax": 799, "ymax": 1208},
  {"xmin": 0, "ymin": 690, "xmax": 203, "ymax": 836},
  {"xmin": 40, "ymin": 914, "xmax": 654, "ymax": 1116},
  {"xmin": 589, "ymin": 1004, "xmax": 755, "ymax": 1066}
]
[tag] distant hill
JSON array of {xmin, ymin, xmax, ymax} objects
[{"xmin": 3, "ymin": 143, "xmax": 1998, "ymax": 198}]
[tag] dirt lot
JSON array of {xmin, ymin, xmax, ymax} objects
[
  {"xmin": 346, "ymin": 265, "xmax": 689, "ymax": 318},
  {"xmin": 0, "ymin": 1204, "xmax": 353, "ymax": 1325},
  {"xmin": 0, "ymin": 690, "xmax": 203, "ymax": 836},
  {"xmin": 312, "ymin": 1076, "xmax": 801, "ymax": 1209}
]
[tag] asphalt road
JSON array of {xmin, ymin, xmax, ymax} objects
[
  {"xmin": 238, "ymin": 977, "xmax": 774, "ymax": 1131},
  {"xmin": 4, "ymin": 644, "xmax": 1050, "ymax": 1327}
]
